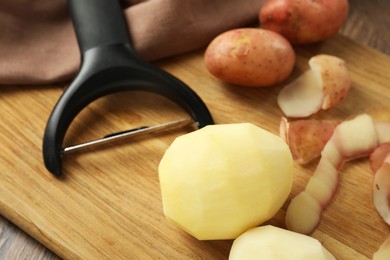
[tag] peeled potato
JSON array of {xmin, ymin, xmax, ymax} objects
[
  {"xmin": 204, "ymin": 28, "xmax": 295, "ymax": 87},
  {"xmin": 158, "ymin": 123, "xmax": 293, "ymax": 240},
  {"xmin": 229, "ymin": 225, "xmax": 335, "ymax": 260}
]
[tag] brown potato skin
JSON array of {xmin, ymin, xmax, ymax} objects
[
  {"xmin": 259, "ymin": 0, "xmax": 349, "ymax": 45},
  {"xmin": 204, "ymin": 28, "xmax": 295, "ymax": 87}
]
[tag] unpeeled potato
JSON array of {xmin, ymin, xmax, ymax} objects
[
  {"xmin": 204, "ymin": 28, "xmax": 295, "ymax": 87},
  {"xmin": 260, "ymin": 0, "xmax": 349, "ymax": 45}
]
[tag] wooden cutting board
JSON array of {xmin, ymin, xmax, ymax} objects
[{"xmin": 0, "ymin": 34, "xmax": 389, "ymax": 259}]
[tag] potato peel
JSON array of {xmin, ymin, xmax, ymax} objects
[
  {"xmin": 373, "ymin": 156, "xmax": 390, "ymax": 226},
  {"xmin": 370, "ymin": 143, "xmax": 390, "ymax": 173},
  {"xmin": 280, "ymin": 117, "xmax": 339, "ymax": 164},
  {"xmin": 278, "ymin": 54, "xmax": 351, "ymax": 118},
  {"xmin": 286, "ymin": 114, "xmax": 381, "ymax": 235}
]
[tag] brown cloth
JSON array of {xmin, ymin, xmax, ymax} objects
[{"xmin": 0, "ymin": 0, "xmax": 265, "ymax": 85}]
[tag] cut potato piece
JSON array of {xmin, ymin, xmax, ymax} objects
[
  {"xmin": 278, "ymin": 54, "xmax": 351, "ymax": 118},
  {"xmin": 159, "ymin": 123, "xmax": 293, "ymax": 240},
  {"xmin": 229, "ymin": 225, "xmax": 335, "ymax": 260}
]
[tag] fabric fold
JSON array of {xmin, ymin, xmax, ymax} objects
[{"xmin": 0, "ymin": 0, "xmax": 264, "ymax": 85}]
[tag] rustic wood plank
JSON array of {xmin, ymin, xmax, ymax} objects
[
  {"xmin": 340, "ymin": 0, "xmax": 390, "ymax": 55},
  {"xmin": 0, "ymin": 215, "xmax": 58, "ymax": 260}
]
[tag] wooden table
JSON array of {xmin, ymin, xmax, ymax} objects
[{"xmin": 0, "ymin": 1, "xmax": 389, "ymax": 259}]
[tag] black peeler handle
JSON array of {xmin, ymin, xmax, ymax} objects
[
  {"xmin": 43, "ymin": 0, "xmax": 214, "ymax": 176},
  {"xmin": 69, "ymin": 0, "xmax": 131, "ymax": 53}
]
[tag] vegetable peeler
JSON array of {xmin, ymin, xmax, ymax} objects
[{"xmin": 42, "ymin": 0, "xmax": 214, "ymax": 176}]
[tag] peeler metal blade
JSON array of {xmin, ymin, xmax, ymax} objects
[{"xmin": 62, "ymin": 118, "xmax": 195, "ymax": 155}]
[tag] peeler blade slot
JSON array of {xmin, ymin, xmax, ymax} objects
[{"xmin": 61, "ymin": 118, "xmax": 195, "ymax": 155}]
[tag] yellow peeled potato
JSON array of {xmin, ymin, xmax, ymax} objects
[
  {"xmin": 229, "ymin": 225, "xmax": 335, "ymax": 260},
  {"xmin": 204, "ymin": 28, "xmax": 295, "ymax": 87},
  {"xmin": 158, "ymin": 123, "xmax": 293, "ymax": 240}
]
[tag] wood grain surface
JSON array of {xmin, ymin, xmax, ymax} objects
[{"xmin": 1, "ymin": 1, "xmax": 389, "ymax": 259}]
